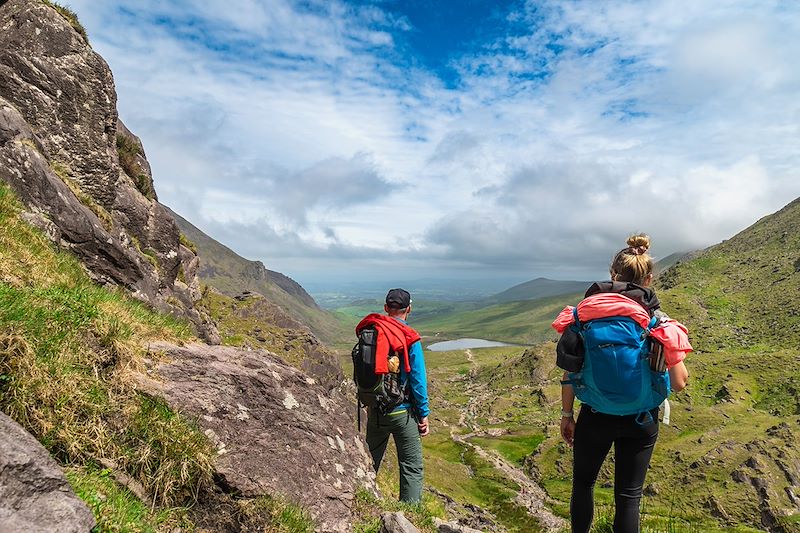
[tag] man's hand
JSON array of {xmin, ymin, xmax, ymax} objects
[
  {"xmin": 417, "ymin": 416, "xmax": 429, "ymax": 437},
  {"xmin": 560, "ymin": 416, "xmax": 576, "ymax": 447}
]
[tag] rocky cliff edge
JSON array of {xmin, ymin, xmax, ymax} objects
[{"xmin": 0, "ymin": 0, "xmax": 219, "ymax": 343}]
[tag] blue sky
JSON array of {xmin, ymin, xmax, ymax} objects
[{"xmin": 67, "ymin": 0, "xmax": 800, "ymax": 286}]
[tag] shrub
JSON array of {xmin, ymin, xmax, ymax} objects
[{"xmin": 116, "ymin": 134, "xmax": 156, "ymax": 200}]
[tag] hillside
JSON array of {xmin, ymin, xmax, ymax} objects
[
  {"xmin": 169, "ymin": 208, "xmax": 349, "ymax": 345},
  {"xmin": 654, "ymin": 250, "xmax": 692, "ymax": 274},
  {"xmin": 414, "ymin": 293, "xmax": 583, "ymax": 345},
  {"xmin": 657, "ymin": 197, "xmax": 800, "ymax": 352},
  {"xmin": 411, "ymin": 198, "xmax": 800, "ymax": 533},
  {"xmin": 485, "ymin": 277, "xmax": 590, "ymax": 304}
]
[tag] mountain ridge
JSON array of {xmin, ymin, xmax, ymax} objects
[
  {"xmin": 168, "ymin": 207, "xmax": 348, "ymax": 345},
  {"xmin": 486, "ymin": 277, "xmax": 590, "ymax": 304}
]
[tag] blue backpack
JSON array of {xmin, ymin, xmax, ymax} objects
[{"xmin": 564, "ymin": 308, "xmax": 670, "ymax": 417}]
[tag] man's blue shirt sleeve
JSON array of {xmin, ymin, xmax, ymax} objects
[{"xmin": 407, "ymin": 340, "xmax": 429, "ymax": 418}]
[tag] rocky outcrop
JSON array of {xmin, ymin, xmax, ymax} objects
[
  {"xmin": 137, "ymin": 342, "xmax": 377, "ymax": 532},
  {"xmin": 263, "ymin": 266, "xmax": 319, "ymax": 309},
  {"xmin": 0, "ymin": 0, "xmax": 218, "ymax": 343},
  {"xmin": 380, "ymin": 512, "xmax": 421, "ymax": 533},
  {"xmin": 0, "ymin": 412, "xmax": 95, "ymax": 533},
  {"xmin": 0, "ymin": 0, "xmax": 117, "ymax": 207},
  {"xmin": 433, "ymin": 518, "xmax": 485, "ymax": 533},
  {"xmin": 207, "ymin": 290, "xmax": 344, "ymax": 389}
]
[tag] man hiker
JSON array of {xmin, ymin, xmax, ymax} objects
[{"xmin": 355, "ymin": 288, "xmax": 430, "ymax": 503}]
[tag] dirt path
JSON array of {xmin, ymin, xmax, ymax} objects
[{"xmin": 450, "ymin": 348, "xmax": 566, "ymax": 532}]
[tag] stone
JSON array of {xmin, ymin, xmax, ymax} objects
[
  {"xmin": 137, "ymin": 342, "xmax": 377, "ymax": 532},
  {"xmin": 0, "ymin": 0, "xmax": 118, "ymax": 207},
  {"xmin": 380, "ymin": 512, "xmax": 421, "ymax": 533},
  {"xmin": 0, "ymin": 411, "xmax": 95, "ymax": 533},
  {"xmin": 433, "ymin": 517, "xmax": 486, "ymax": 533},
  {"xmin": 0, "ymin": 0, "xmax": 218, "ymax": 343}
]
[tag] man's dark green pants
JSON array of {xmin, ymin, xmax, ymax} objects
[{"xmin": 366, "ymin": 407, "xmax": 424, "ymax": 503}]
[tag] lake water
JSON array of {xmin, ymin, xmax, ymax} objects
[{"xmin": 426, "ymin": 338, "xmax": 513, "ymax": 352}]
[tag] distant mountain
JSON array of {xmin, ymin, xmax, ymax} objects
[
  {"xmin": 486, "ymin": 277, "xmax": 590, "ymax": 304},
  {"xmin": 168, "ymin": 208, "xmax": 348, "ymax": 345}
]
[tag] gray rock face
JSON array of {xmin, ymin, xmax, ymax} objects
[
  {"xmin": 0, "ymin": 0, "xmax": 218, "ymax": 343},
  {"xmin": 0, "ymin": 98, "xmax": 157, "ymax": 292},
  {"xmin": 0, "ymin": 0, "xmax": 117, "ymax": 208},
  {"xmin": 138, "ymin": 342, "xmax": 377, "ymax": 533},
  {"xmin": 380, "ymin": 512, "xmax": 421, "ymax": 533},
  {"xmin": 0, "ymin": 411, "xmax": 96, "ymax": 533}
]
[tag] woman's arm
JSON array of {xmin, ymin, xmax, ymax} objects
[
  {"xmin": 668, "ymin": 360, "xmax": 689, "ymax": 391},
  {"xmin": 560, "ymin": 371, "xmax": 576, "ymax": 446}
]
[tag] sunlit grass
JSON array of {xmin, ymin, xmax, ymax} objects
[{"xmin": 0, "ymin": 183, "xmax": 212, "ymax": 524}]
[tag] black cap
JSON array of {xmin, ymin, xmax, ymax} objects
[{"xmin": 385, "ymin": 288, "xmax": 412, "ymax": 309}]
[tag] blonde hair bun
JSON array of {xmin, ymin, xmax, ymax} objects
[{"xmin": 626, "ymin": 233, "xmax": 650, "ymax": 255}]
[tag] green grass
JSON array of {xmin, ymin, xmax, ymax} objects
[
  {"xmin": 470, "ymin": 432, "xmax": 545, "ymax": 466},
  {"xmin": 236, "ymin": 495, "xmax": 316, "ymax": 533},
  {"xmin": 352, "ymin": 488, "xmax": 442, "ymax": 533},
  {"xmin": 198, "ymin": 289, "xmax": 344, "ymax": 386},
  {"xmin": 0, "ymin": 183, "xmax": 213, "ymax": 524},
  {"xmin": 179, "ymin": 233, "xmax": 197, "ymax": 254},
  {"xmin": 413, "ymin": 293, "xmax": 581, "ymax": 345},
  {"xmin": 65, "ymin": 464, "xmax": 192, "ymax": 533}
]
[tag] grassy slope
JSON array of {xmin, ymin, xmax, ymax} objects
[
  {"xmin": 0, "ymin": 182, "xmax": 216, "ymax": 530},
  {"xmin": 169, "ymin": 209, "xmax": 349, "ymax": 346},
  {"xmin": 413, "ymin": 293, "xmax": 583, "ymax": 345},
  {"xmin": 533, "ymin": 198, "xmax": 800, "ymax": 532},
  {"xmin": 0, "ymin": 181, "xmax": 341, "ymax": 532}
]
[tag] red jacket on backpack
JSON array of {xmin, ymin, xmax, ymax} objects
[
  {"xmin": 356, "ymin": 313, "xmax": 421, "ymax": 374},
  {"xmin": 552, "ymin": 293, "xmax": 692, "ymax": 368}
]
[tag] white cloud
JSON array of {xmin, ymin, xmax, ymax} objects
[{"xmin": 67, "ymin": 0, "xmax": 800, "ymax": 283}]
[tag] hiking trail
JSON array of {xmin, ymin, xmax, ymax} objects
[{"xmin": 449, "ymin": 348, "xmax": 566, "ymax": 532}]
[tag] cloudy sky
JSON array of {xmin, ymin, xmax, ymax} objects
[{"xmin": 69, "ymin": 0, "xmax": 800, "ymax": 286}]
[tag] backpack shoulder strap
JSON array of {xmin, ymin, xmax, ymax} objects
[{"xmin": 572, "ymin": 306, "xmax": 581, "ymax": 329}]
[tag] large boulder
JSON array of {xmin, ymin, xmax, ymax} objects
[
  {"xmin": 137, "ymin": 342, "xmax": 377, "ymax": 532},
  {"xmin": 0, "ymin": 411, "xmax": 95, "ymax": 533},
  {"xmin": 0, "ymin": 0, "xmax": 218, "ymax": 343}
]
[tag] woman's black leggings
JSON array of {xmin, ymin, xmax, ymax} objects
[{"xmin": 570, "ymin": 405, "xmax": 659, "ymax": 533}]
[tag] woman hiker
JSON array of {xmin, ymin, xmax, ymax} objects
[{"xmin": 552, "ymin": 234, "xmax": 691, "ymax": 533}]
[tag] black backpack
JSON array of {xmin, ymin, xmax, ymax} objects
[{"xmin": 352, "ymin": 326, "xmax": 408, "ymax": 428}]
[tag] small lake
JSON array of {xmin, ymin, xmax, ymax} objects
[{"xmin": 426, "ymin": 338, "xmax": 514, "ymax": 352}]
